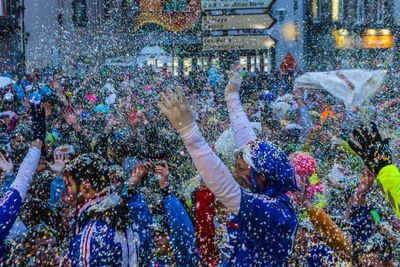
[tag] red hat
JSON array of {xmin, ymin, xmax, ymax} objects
[{"xmin": 280, "ymin": 52, "xmax": 298, "ymax": 73}]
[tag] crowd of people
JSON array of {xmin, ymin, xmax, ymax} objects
[{"xmin": 0, "ymin": 59, "xmax": 399, "ymax": 266}]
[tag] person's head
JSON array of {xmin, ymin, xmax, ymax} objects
[
  {"xmin": 64, "ymin": 153, "xmax": 109, "ymax": 206},
  {"xmin": 234, "ymin": 142, "xmax": 297, "ymax": 195},
  {"xmin": 290, "ymin": 152, "xmax": 317, "ymax": 178}
]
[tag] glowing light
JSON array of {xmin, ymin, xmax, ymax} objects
[{"xmin": 282, "ymin": 22, "xmax": 298, "ymax": 42}]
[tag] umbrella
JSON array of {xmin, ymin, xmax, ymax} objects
[
  {"xmin": 0, "ymin": 77, "xmax": 15, "ymax": 88},
  {"xmin": 94, "ymin": 104, "xmax": 109, "ymax": 114}
]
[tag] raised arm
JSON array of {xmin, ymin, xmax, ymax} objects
[
  {"xmin": 157, "ymin": 88, "xmax": 242, "ymax": 215},
  {"xmin": 224, "ymin": 62, "xmax": 257, "ymax": 150},
  {"xmin": 295, "ymin": 176, "xmax": 352, "ymax": 261},
  {"xmin": 0, "ymin": 104, "xmax": 44, "ymax": 240},
  {"xmin": 348, "ymin": 122, "xmax": 400, "ymax": 216}
]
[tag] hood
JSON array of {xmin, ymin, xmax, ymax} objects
[{"xmin": 242, "ymin": 141, "xmax": 298, "ymax": 196}]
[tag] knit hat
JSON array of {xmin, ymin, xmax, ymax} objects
[
  {"xmin": 242, "ymin": 141, "xmax": 298, "ymax": 194},
  {"xmin": 290, "ymin": 152, "xmax": 317, "ymax": 178}
]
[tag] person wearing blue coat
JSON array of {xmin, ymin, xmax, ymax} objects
[
  {"xmin": 126, "ymin": 190, "xmax": 154, "ymax": 265},
  {"xmin": 0, "ymin": 104, "xmax": 45, "ymax": 265},
  {"xmin": 64, "ymin": 154, "xmax": 142, "ymax": 266},
  {"xmin": 157, "ymin": 61, "xmax": 298, "ymax": 266},
  {"xmin": 128, "ymin": 161, "xmax": 198, "ymax": 266}
]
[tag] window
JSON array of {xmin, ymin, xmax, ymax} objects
[
  {"xmin": 72, "ymin": 0, "xmax": 88, "ymax": 27},
  {"xmin": 377, "ymin": 0, "xmax": 385, "ymax": 24},
  {"xmin": 312, "ymin": 0, "xmax": 322, "ymax": 20},
  {"xmin": 356, "ymin": 0, "xmax": 365, "ymax": 23},
  {"xmin": 294, "ymin": 0, "xmax": 299, "ymax": 15},
  {"xmin": 339, "ymin": 0, "xmax": 344, "ymax": 21},
  {"xmin": 332, "ymin": 0, "xmax": 339, "ymax": 21},
  {"xmin": 332, "ymin": 0, "xmax": 344, "ymax": 22}
]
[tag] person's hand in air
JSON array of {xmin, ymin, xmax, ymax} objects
[
  {"xmin": 348, "ymin": 122, "xmax": 391, "ymax": 175},
  {"xmin": 128, "ymin": 162, "xmax": 152, "ymax": 191},
  {"xmin": 0, "ymin": 153, "xmax": 13, "ymax": 175},
  {"xmin": 49, "ymin": 152, "xmax": 68, "ymax": 176},
  {"xmin": 225, "ymin": 61, "xmax": 243, "ymax": 96},
  {"xmin": 157, "ymin": 87, "xmax": 196, "ymax": 133},
  {"xmin": 30, "ymin": 103, "xmax": 46, "ymax": 142}
]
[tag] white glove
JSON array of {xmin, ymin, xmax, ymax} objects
[
  {"xmin": 157, "ymin": 87, "xmax": 196, "ymax": 134},
  {"xmin": 225, "ymin": 61, "xmax": 243, "ymax": 96},
  {"xmin": 0, "ymin": 153, "xmax": 13, "ymax": 174}
]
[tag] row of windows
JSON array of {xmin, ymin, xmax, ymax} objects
[{"xmin": 311, "ymin": 0, "xmax": 388, "ymax": 24}]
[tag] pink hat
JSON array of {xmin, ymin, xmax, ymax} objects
[
  {"xmin": 85, "ymin": 94, "xmax": 97, "ymax": 103},
  {"xmin": 290, "ymin": 152, "xmax": 317, "ymax": 178}
]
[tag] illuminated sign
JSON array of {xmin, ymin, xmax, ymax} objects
[
  {"xmin": 202, "ymin": 14, "xmax": 275, "ymax": 31},
  {"xmin": 202, "ymin": 0, "xmax": 273, "ymax": 10},
  {"xmin": 203, "ymin": 35, "xmax": 275, "ymax": 51}
]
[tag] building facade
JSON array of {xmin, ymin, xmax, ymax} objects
[
  {"xmin": 0, "ymin": 0, "xmax": 24, "ymax": 75},
  {"xmin": 270, "ymin": 0, "xmax": 306, "ymax": 71},
  {"xmin": 303, "ymin": 0, "xmax": 398, "ymax": 71}
]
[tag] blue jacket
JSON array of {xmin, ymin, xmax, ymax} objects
[
  {"xmin": 230, "ymin": 190, "xmax": 298, "ymax": 266},
  {"xmin": 0, "ymin": 188, "xmax": 23, "ymax": 265},
  {"xmin": 162, "ymin": 193, "xmax": 198, "ymax": 266},
  {"xmin": 127, "ymin": 192, "xmax": 154, "ymax": 265},
  {"xmin": 68, "ymin": 194, "xmax": 141, "ymax": 267}
]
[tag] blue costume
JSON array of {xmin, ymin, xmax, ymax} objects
[
  {"xmin": 0, "ymin": 188, "xmax": 23, "ymax": 265},
  {"xmin": 68, "ymin": 193, "xmax": 142, "ymax": 267},
  {"xmin": 0, "ymin": 147, "xmax": 41, "ymax": 265}
]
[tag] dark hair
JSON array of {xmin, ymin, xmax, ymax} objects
[{"xmin": 64, "ymin": 153, "xmax": 109, "ymax": 192}]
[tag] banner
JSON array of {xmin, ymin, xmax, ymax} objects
[
  {"xmin": 203, "ymin": 35, "xmax": 275, "ymax": 51},
  {"xmin": 202, "ymin": 14, "xmax": 275, "ymax": 31},
  {"xmin": 135, "ymin": 0, "xmax": 201, "ymax": 32},
  {"xmin": 202, "ymin": 0, "xmax": 272, "ymax": 10}
]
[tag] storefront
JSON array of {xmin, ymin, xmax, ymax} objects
[{"xmin": 179, "ymin": 48, "xmax": 275, "ymax": 75}]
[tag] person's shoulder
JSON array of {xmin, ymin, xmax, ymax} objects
[{"xmin": 0, "ymin": 187, "xmax": 22, "ymax": 207}]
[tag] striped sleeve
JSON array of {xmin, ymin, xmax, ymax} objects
[
  {"xmin": 0, "ymin": 188, "xmax": 23, "ymax": 240},
  {"xmin": 79, "ymin": 221, "xmax": 97, "ymax": 267}
]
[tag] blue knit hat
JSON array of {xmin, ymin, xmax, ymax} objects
[{"xmin": 243, "ymin": 141, "xmax": 298, "ymax": 195}]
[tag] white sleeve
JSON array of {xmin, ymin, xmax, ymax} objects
[
  {"xmin": 10, "ymin": 147, "xmax": 41, "ymax": 201},
  {"xmin": 225, "ymin": 92, "xmax": 257, "ymax": 150},
  {"xmin": 180, "ymin": 123, "xmax": 241, "ymax": 215}
]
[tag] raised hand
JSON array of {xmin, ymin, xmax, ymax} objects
[
  {"xmin": 49, "ymin": 152, "xmax": 68, "ymax": 175},
  {"xmin": 30, "ymin": 104, "xmax": 46, "ymax": 142},
  {"xmin": 62, "ymin": 106, "xmax": 78, "ymax": 126},
  {"xmin": 0, "ymin": 153, "xmax": 13, "ymax": 174},
  {"xmin": 157, "ymin": 87, "xmax": 196, "ymax": 133},
  {"xmin": 154, "ymin": 161, "xmax": 169, "ymax": 189},
  {"xmin": 225, "ymin": 61, "xmax": 243, "ymax": 95},
  {"xmin": 348, "ymin": 122, "xmax": 392, "ymax": 175},
  {"xmin": 294, "ymin": 175, "xmax": 311, "ymax": 206},
  {"xmin": 128, "ymin": 162, "xmax": 152, "ymax": 190}
]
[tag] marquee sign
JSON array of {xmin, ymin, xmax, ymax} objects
[
  {"xmin": 203, "ymin": 14, "xmax": 275, "ymax": 31},
  {"xmin": 202, "ymin": 0, "xmax": 273, "ymax": 10}
]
